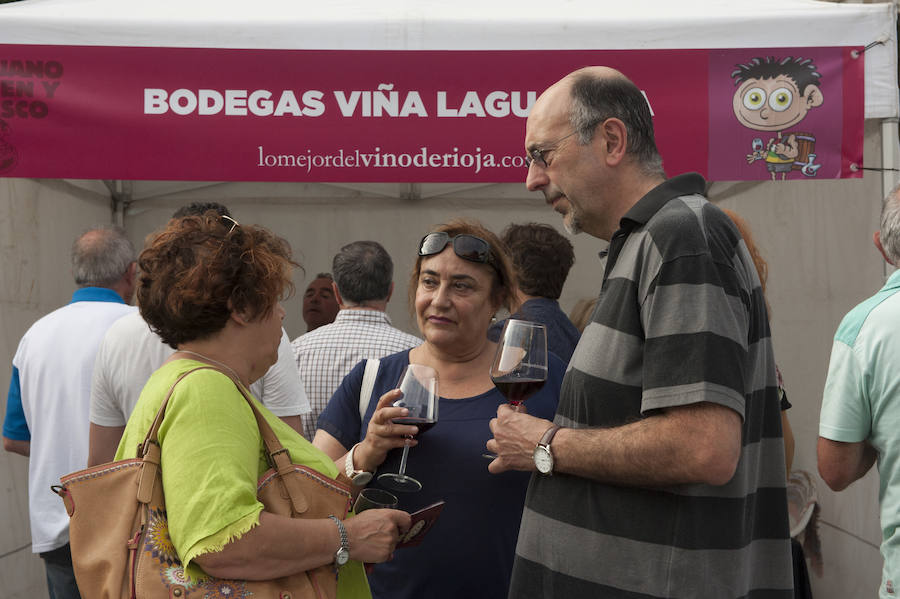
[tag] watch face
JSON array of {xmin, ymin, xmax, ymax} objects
[
  {"xmin": 335, "ymin": 547, "xmax": 350, "ymax": 566},
  {"xmin": 533, "ymin": 446, "xmax": 553, "ymax": 474}
]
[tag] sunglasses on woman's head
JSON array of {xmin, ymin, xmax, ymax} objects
[
  {"xmin": 417, "ymin": 232, "xmax": 503, "ymax": 284},
  {"xmin": 417, "ymin": 232, "xmax": 493, "ymax": 263}
]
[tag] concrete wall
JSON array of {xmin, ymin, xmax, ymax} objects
[
  {"xmin": 0, "ymin": 178, "xmax": 113, "ymax": 599},
  {"xmin": 714, "ymin": 121, "xmax": 887, "ymax": 597},
  {"xmin": 0, "ymin": 118, "xmax": 892, "ymax": 596}
]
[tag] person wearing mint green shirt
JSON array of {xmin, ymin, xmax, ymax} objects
[{"xmin": 819, "ymin": 182, "xmax": 900, "ymax": 599}]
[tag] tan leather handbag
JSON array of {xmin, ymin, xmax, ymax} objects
[{"xmin": 54, "ymin": 366, "xmax": 353, "ymax": 599}]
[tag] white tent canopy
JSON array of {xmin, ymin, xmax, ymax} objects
[
  {"xmin": 1, "ymin": 0, "xmax": 895, "ymax": 202},
  {"xmin": 1, "ymin": 0, "xmax": 896, "ymax": 119}
]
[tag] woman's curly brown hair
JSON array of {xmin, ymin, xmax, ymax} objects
[{"xmin": 137, "ymin": 212, "xmax": 297, "ymax": 349}]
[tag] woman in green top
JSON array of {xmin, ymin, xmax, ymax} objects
[{"xmin": 115, "ymin": 212, "xmax": 409, "ymax": 596}]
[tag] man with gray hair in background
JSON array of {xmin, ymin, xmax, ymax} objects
[
  {"xmin": 818, "ymin": 182, "xmax": 900, "ymax": 598},
  {"xmin": 292, "ymin": 241, "xmax": 421, "ymax": 442},
  {"xmin": 3, "ymin": 226, "xmax": 138, "ymax": 599}
]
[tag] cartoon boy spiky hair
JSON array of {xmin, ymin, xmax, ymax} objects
[{"xmin": 732, "ymin": 56, "xmax": 823, "ymax": 132}]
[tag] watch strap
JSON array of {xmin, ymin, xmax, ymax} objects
[
  {"xmin": 345, "ymin": 443, "xmax": 361, "ymax": 478},
  {"xmin": 539, "ymin": 424, "xmax": 561, "ymax": 448},
  {"xmin": 345, "ymin": 442, "xmax": 373, "ymax": 486},
  {"xmin": 328, "ymin": 515, "xmax": 349, "ymax": 569}
]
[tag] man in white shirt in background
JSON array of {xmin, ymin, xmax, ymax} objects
[
  {"xmin": 3, "ymin": 225, "xmax": 138, "ymax": 599},
  {"xmin": 87, "ymin": 203, "xmax": 309, "ymax": 466}
]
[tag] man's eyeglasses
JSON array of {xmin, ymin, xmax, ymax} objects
[
  {"xmin": 418, "ymin": 232, "xmax": 502, "ymax": 283},
  {"xmin": 525, "ymin": 130, "xmax": 579, "ymax": 169}
]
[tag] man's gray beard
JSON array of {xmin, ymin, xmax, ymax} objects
[{"xmin": 563, "ymin": 212, "xmax": 582, "ymax": 235}]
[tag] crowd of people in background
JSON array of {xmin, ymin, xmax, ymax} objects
[{"xmin": 3, "ymin": 64, "xmax": 897, "ymax": 599}]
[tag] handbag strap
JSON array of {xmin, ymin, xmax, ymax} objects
[
  {"xmin": 358, "ymin": 358, "xmax": 380, "ymax": 422},
  {"xmin": 135, "ymin": 364, "xmax": 313, "ymax": 514}
]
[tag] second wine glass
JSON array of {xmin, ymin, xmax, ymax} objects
[
  {"xmin": 378, "ymin": 363, "xmax": 439, "ymax": 492},
  {"xmin": 353, "ymin": 488, "xmax": 399, "ymax": 513},
  {"xmin": 490, "ymin": 319, "xmax": 548, "ymax": 407}
]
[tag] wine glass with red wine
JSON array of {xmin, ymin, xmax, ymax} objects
[
  {"xmin": 378, "ymin": 363, "xmax": 438, "ymax": 492},
  {"xmin": 490, "ymin": 320, "xmax": 548, "ymax": 407}
]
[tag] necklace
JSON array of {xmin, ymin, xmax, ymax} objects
[{"xmin": 176, "ymin": 349, "xmax": 244, "ymax": 384}]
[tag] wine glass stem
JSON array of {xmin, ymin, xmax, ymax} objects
[{"xmin": 397, "ymin": 437, "xmax": 412, "ymax": 476}]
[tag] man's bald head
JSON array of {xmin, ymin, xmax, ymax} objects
[
  {"xmin": 72, "ymin": 226, "xmax": 135, "ymax": 288},
  {"xmin": 530, "ymin": 66, "xmax": 664, "ymax": 177}
]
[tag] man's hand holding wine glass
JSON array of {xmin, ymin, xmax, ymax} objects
[{"xmin": 487, "ymin": 405, "xmax": 557, "ymax": 474}]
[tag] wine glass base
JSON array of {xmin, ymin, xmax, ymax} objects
[{"xmin": 378, "ymin": 472, "xmax": 422, "ymax": 493}]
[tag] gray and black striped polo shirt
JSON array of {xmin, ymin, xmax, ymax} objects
[{"xmin": 510, "ymin": 173, "xmax": 792, "ymax": 599}]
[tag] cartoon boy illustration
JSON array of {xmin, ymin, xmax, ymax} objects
[{"xmin": 732, "ymin": 56, "xmax": 823, "ymax": 180}]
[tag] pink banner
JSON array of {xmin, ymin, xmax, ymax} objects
[{"xmin": 0, "ymin": 45, "xmax": 863, "ymax": 182}]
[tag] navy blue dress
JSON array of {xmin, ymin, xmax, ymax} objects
[{"xmin": 318, "ymin": 349, "xmax": 565, "ymax": 599}]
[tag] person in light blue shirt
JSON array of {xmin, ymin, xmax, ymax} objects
[{"xmin": 819, "ymin": 182, "xmax": 900, "ymax": 599}]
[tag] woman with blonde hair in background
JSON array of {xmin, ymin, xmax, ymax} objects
[{"xmin": 722, "ymin": 208, "xmax": 812, "ymax": 598}]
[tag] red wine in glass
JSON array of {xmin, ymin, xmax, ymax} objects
[
  {"xmin": 391, "ymin": 417, "xmax": 437, "ymax": 435},
  {"xmin": 492, "ymin": 378, "xmax": 547, "ymax": 405}
]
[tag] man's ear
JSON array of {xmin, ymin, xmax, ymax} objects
[
  {"xmin": 804, "ymin": 85, "xmax": 824, "ymax": 109},
  {"xmin": 386, "ymin": 282, "xmax": 394, "ymax": 303},
  {"xmin": 332, "ymin": 281, "xmax": 346, "ymax": 308},
  {"xmin": 122, "ymin": 262, "xmax": 138, "ymax": 290},
  {"xmin": 597, "ymin": 118, "xmax": 628, "ymax": 166},
  {"xmin": 120, "ymin": 262, "xmax": 138, "ymax": 303},
  {"xmin": 874, "ymin": 231, "xmax": 894, "ymax": 266}
]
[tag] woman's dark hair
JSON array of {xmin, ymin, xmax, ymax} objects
[
  {"xmin": 501, "ymin": 222, "xmax": 574, "ymax": 300},
  {"xmin": 408, "ymin": 218, "xmax": 516, "ymax": 314},
  {"xmin": 138, "ymin": 211, "xmax": 297, "ymax": 348}
]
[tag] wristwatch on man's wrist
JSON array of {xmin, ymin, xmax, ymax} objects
[
  {"xmin": 344, "ymin": 443, "xmax": 373, "ymax": 487},
  {"xmin": 328, "ymin": 515, "xmax": 350, "ymax": 570},
  {"xmin": 533, "ymin": 424, "xmax": 561, "ymax": 475}
]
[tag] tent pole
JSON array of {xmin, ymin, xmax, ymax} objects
[
  {"xmin": 881, "ymin": 118, "xmax": 900, "ymax": 279},
  {"xmin": 114, "ymin": 195, "xmax": 125, "ymax": 227},
  {"xmin": 103, "ymin": 180, "xmax": 132, "ymax": 227}
]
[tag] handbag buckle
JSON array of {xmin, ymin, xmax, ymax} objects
[
  {"xmin": 266, "ymin": 447, "xmax": 291, "ymax": 470},
  {"xmin": 139, "ymin": 439, "xmax": 160, "ymax": 458}
]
